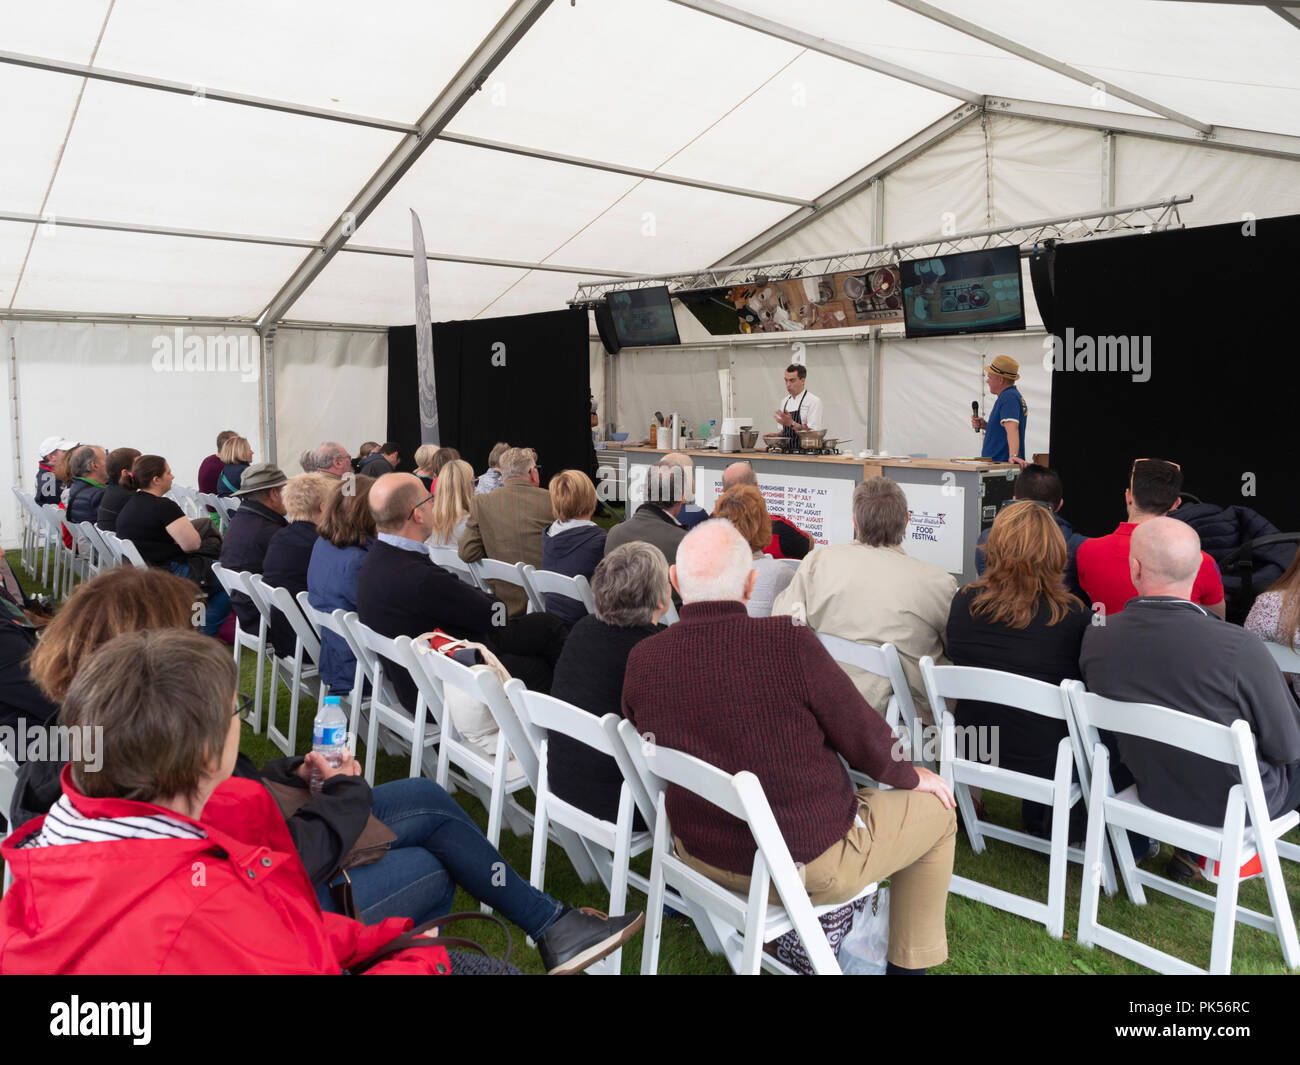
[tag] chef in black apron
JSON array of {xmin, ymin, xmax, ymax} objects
[{"xmin": 774, "ymin": 364, "xmax": 823, "ymax": 447}]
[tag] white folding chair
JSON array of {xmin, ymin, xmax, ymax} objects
[
  {"xmin": 12, "ymin": 489, "xmax": 38, "ymax": 578},
  {"xmin": 660, "ymin": 600, "xmax": 680, "ymax": 625},
  {"xmin": 615, "ymin": 719, "xmax": 874, "ymax": 975},
  {"xmin": 112, "ymin": 533, "xmax": 149, "ymax": 570},
  {"xmin": 1067, "ymin": 680, "xmax": 1300, "ymax": 974},
  {"xmin": 39, "ymin": 505, "xmax": 73, "ymax": 594},
  {"xmin": 817, "ymin": 633, "xmax": 915, "ymax": 764},
  {"xmin": 340, "ymin": 615, "xmax": 439, "ymax": 784},
  {"xmin": 518, "ymin": 565, "xmax": 594, "ymax": 617},
  {"xmin": 506, "ymin": 687, "xmax": 653, "ymax": 972},
  {"xmin": 95, "ymin": 526, "xmax": 125, "ymax": 567},
  {"xmin": 248, "ymin": 576, "xmax": 322, "ymax": 756},
  {"xmin": 920, "ymin": 657, "xmax": 1114, "ymax": 939},
  {"xmin": 1264, "ymin": 640, "xmax": 1300, "ymax": 673},
  {"xmin": 297, "ymin": 592, "xmax": 368, "ymax": 744},
  {"xmin": 76, "ymin": 521, "xmax": 112, "ymax": 576},
  {"xmin": 211, "ymin": 564, "xmax": 269, "ymax": 734},
  {"xmin": 468, "ymin": 558, "xmax": 538, "ymax": 611},
  {"xmin": 428, "ymin": 545, "xmax": 484, "ymax": 589},
  {"xmin": 0, "ymin": 743, "xmax": 18, "ymax": 896},
  {"xmin": 778, "ymin": 557, "xmax": 801, "ymax": 572}
]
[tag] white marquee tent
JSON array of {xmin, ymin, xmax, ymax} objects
[{"xmin": 4, "ymin": 0, "xmax": 1300, "ymax": 544}]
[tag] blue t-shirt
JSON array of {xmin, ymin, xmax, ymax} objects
[{"xmin": 982, "ymin": 386, "xmax": 1027, "ymax": 461}]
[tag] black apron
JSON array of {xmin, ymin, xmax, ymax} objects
[{"xmin": 782, "ymin": 391, "xmax": 807, "ymax": 447}]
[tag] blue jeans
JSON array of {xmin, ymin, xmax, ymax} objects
[
  {"xmin": 168, "ymin": 561, "xmax": 230, "ymax": 636},
  {"xmin": 316, "ymin": 777, "xmax": 564, "ymax": 936}
]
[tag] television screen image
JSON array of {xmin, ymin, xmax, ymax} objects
[
  {"xmin": 607, "ymin": 286, "xmax": 681, "ymax": 347},
  {"xmin": 899, "ymin": 247, "xmax": 1025, "ymax": 338}
]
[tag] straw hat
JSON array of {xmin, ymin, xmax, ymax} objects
[{"xmin": 984, "ymin": 354, "xmax": 1020, "ymax": 381}]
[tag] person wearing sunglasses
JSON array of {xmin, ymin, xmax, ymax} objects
[{"xmin": 1076, "ymin": 458, "xmax": 1225, "ymax": 618}]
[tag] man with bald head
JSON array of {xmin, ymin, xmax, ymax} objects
[
  {"xmin": 1081, "ymin": 516, "xmax": 1300, "ymax": 836},
  {"xmin": 356, "ymin": 474, "xmax": 566, "ymax": 706},
  {"xmin": 622, "ymin": 519, "xmax": 957, "ymax": 973},
  {"xmin": 721, "ymin": 460, "xmax": 811, "ymax": 560}
]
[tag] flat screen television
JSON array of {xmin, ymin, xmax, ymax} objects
[
  {"xmin": 607, "ymin": 286, "xmax": 680, "ymax": 347},
  {"xmin": 899, "ymin": 246, "xmax": 1026, "ymax": 338}
]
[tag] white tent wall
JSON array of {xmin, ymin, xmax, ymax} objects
[
  {"xmin": 271, "ymin": 328, "xmax": 388, "ymax": 476},
  {"xmin": 1, "ymin": 320, "xmax": 261, "ymax": 548}
]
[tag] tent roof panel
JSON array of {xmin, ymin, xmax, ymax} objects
[
  {"xmin": 42, "ymin": 80, "xmax": 401, "ymax": 239},
  {"xmin": 7, "ymin": 223, "xmax": 306, "ymax": 317},
  {"xmin": 0, "ymin": 221, "xmax": 37, "ymax": 308},
  {"xmin": 444, "ymin": 0, "xmax": 806, "ymax": 174},
  {"xmin": 89, "ymin": 0, "xmax": 517, "ymax": 122},
  {"xmin": 349, "ymin": 141, "xmax": 641, "ymax": 262},
  {"xmin": 0, "ymin": 66, "xmax": 84, "ymax": 215},
  {"xmin": 0, "ymin": 0, "xmax": 110, "ymax": 63},
  {"xmin": 656, "ymin": 50, "xmax": 959, "ymax": 200},
  {"xmin": 473, "ymin": 269, "xmax": 606, "ymax": 320}
]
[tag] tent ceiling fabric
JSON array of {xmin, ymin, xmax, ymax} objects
[{"xmin": 2, "ymin": 0, "xmax": 1297, "ymax": 323}]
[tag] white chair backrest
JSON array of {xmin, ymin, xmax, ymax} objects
[
  {"xmin": 252, "ymin": 576, "xmax": 321, "ymax": 661},
  {"xmin": 297, "ymin": 595, "xmax": 367, "ymax": 698},
  {"xmin": 511, "ymin": 686, "xmax": 614, "ymax": 758},
  {"xmin": 471, "ymin": 558, "xmax": 535, "ymax": 605},
  {"xmin": 0, "ymin": 742, "xmax": 19, "ymax": 831},
  {"xmin": 114, "ymin": 534, "xmax": 149, "ymax": 570},
  {"xmin": 338, "ymin": 613, "xmax": 406, "ymax": 706},
  {"xmin": 75, "ymin": 520, "xmax": 110, "ymax": 568},
  {"xmin": 520, "ymin": 565, "xmax": 594, "ymax": 614},
  {"xmin": 210, "ymin": 561, "xmax": 245, "ymax": 599},
  {"xmin": 96, "ymin": 528, "xmax": 125, "ymax": 566},
  {"xmin": 819, "ymin": 634, "xmax": 918, "ymax": 731},
  {"xmin": 429, "ymin": 545, "xmax": 483, "ymax": 589},
  {"xmin": 779, "ymin": 557, "xmax": 801, "ymax": 572},
  {"xmin": 661, "ymin": 600, "xmax": 680, "ymax": 625},
  {"xmin": 1265, "ymin": 640, "xmax": 1300, "ymax": 673}
]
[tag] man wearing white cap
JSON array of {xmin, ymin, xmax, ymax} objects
[
  {"xmin": 971, "ymin": 355, "xmax": 1027, "ymax": 467},
  {"xmin": 35, "ymin": 436, "xmax": 78, "ymax": 505}
]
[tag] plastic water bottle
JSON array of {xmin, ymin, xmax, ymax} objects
[{"xmin": 309, "ymin": 695, "xmax": 348, "ymax": 794}]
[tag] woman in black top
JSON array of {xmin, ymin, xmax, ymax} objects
[
  {"xmin": 95, "ymin": 447, "xmax": 140, "ymax": 532},
  {"xmin": 548, "ymin": 541, "xmax": 671, "ymax": 827},
  {"xmin": 115, "ymin": 455, "xmax": 199, "ymax": 566},
  {"xmin": 946, "ymin": 500, "xmax": 1088, "ymax": 837}
]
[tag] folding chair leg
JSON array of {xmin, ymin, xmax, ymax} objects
[
  {"xmin": 1209, "ymin": 795, "xmax": 1246, "ymax": 975},
  {"xmin": 1258, "ymin": 838, "xmax": 1300, "ymax": 969},
  {"xmin": 1077, "ymin": 769, "xmax": 1109, "ymax": 949},
  {"xmin": 955, "ymin": 782, "xmax": 985, "ymax": 854},
  {"xmin": 640, "ymin": 853, "xmax": 668, "ymax": 975}
]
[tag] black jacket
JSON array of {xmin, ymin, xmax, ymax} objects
[
  {"xmin": 219, "ymin": 499, "xmax": 287, "ymax": 633},
  {"xmin": 96, "ymin": 483, "xmax": 133, "ymax": 532},
  {"xmin": 540, "ymin": 523, "xmax": 607, "ymax": 624},
  {"xmin": 358, "ymin": 454, "xmax": 395, "ymax": 478},
  {"xmin": 262, "ymin": 520, "xmax": 319, "ymax": 657},
  {"xmin": 8, "ymin": 752, "xmax": 371, "ymax": 886},
  {"xmin": 65, "ymin": 479, "xmax": 106, "ymax": 526}
]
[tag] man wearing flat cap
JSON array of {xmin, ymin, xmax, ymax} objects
[
  {"xmin": 218, "ymin": 462, "xmax": 289, "ymax": 637},
  {"xmin": 971, "ymin": 354, "xmax": 1028, "ymax": 467}
]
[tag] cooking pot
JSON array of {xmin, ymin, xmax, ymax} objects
[
  {"xmin": 796, "ymin": 428, "xmax": 828, "ymax": 449},
  {"xmin": 739, "ymin": 428, "xmax": 760, "ymax": 449}
]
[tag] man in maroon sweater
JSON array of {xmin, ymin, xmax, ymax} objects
[{"xmin": 623, "ymin": 519, "xmax": 957, "ymax": 972}]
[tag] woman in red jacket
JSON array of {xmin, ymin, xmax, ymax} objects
[{"xmin": 0, "ymin": 629, "xmax": 447, "ymax": 975}]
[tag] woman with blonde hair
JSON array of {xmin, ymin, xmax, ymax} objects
[
  {"xmin": 216, "ymin": 434, "xmax": 254, "ymax": 496},
  {"xmin": 541, "ymin": 469, "xmax": 606, "ymax": 624},
  {"xmin": 428, "ymin": 459, "xmax": 475, "ymax": 549},
  {"xmin": 414, "ymin": 446, "xmax": 460, "ymax": 491},
  {"xmin": 945, "ymin": 500, "xmax": 1092, "ymax": 839}
]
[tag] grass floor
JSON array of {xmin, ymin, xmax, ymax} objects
[{"xmin": 9, "ymin": 547, "xmax": 1300, "ymax": 975}]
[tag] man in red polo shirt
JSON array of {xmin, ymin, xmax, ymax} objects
[{"xmin": 1076, "ymin": 458, "xmax": 1225, "ymax": 618}]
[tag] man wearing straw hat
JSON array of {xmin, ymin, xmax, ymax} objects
[{"xmin": 970, "ymin": 354, "xmax": 1027, "ymax": 467}]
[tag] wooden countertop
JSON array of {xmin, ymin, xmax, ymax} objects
[{"xmin": 609, "ymin": 444, "xmax": 1013, "ymax": 474}]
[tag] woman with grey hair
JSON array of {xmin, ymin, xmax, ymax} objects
[{"xmin": 547, "ymin": 542, "xmax": 671, "ymax": 825}]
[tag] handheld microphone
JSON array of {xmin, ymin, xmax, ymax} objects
[{"xmin": 971, "ymin": 400, "xmax": 980, "ymax": 433}]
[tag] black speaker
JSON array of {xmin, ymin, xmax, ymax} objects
[
  {"xmin": 593, "ymin": 300, "xmax": 620, "ymax": 354},
  {"xmin": 1028, "ymin": 242, "xmax": 1058, "ymax": 337}
]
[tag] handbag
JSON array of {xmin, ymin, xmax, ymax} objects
[{"xmin": 261, "ymin": 778, "xmax": 397, "ymax": 871}]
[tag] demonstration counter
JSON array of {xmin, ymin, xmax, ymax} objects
[{"xmin": 600, "ymin": 445, "xmax": 1018, "ymax": 586}]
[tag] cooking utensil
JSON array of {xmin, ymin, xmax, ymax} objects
[
  {"xmin": 796, "ymin": 428, "xmax": 827, "ymax": 449},
  {"xmin": 739, "ymin": 428, "xmax": 759, "ymax": 449}
]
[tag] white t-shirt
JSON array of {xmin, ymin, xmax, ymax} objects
[{"xmin": 779, "ymin": 388, "xmax": 824, "ymax": 431}]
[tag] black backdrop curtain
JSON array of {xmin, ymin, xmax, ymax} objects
[
  {"xmin": 1046, "ymin": 213, "xmax": 1300, "ymax": 536},
  {"xmin": 387, "ymin": 307, "xmax": 590, "ymax": 486}
]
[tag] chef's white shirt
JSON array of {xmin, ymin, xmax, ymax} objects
[{"xmin": 780, "ymin": 388, "xmax": 823, "ymax": 431}]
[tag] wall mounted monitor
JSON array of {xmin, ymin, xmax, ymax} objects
[
  {"xmin": 607, "ymin": 286, "xmax": 681, "ymax": 347},
  {"xmin": 899, "ymin": 246, "xmax": 1026, "ymax": 338}
]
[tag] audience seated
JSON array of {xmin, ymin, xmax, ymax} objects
[
  {"xmin": 1076, "ymin": 458, "xmax": 1225, "ymax": 618},
  {"xmin": 973, "ymin": 464, "xmax": 1087, "ymax": 598},
  {"xmin": 622, "ymin": 520, "xmax": 957, "ymax": 974},
  {"xmin": 1080, "ymin": 518, "xmax": 1300, "ymax": 877},
  {"xmin": 216, "ymin": 434, "xmax": 254, "ymax": 497},
  {"xmin": 115, "ymin": 454, "xmax": 200, "ymax": 564},
  {"xmin": 604, "ymin": 462, "xmax": 687, "ymax": 568},
  {"xmin": 947, "ymin": 500, "xmax": 1091, "ymax": 839},
  {"xmin": 428, "ymin": 459, "xmax": 474, "ymax": 550},
  {"xmin": 0, "ymin": 580, "xmax": 59, "ymax": 771},
  {"xmin": 1245, "ymin": 549, "xmax": 1300, "ymax": 700},
  {"xmin": 6, "ymin": 568, "xmax": 640, "ymax": 974},
  {"xmin": 262, "ymin": 472, "xmax": 333, "ymax": 657},
  {"xmin": 549, "ymin": 542, "xmax": 668, "ymax": 826},
  {"xmin": 35, "ymin": 435, "xmax": 76, "ymax": 505},
  {"xmin": 660, "ymin": 452, "xmax": 708, "ymax": 529},
  {"xmin": 354, "ymin": 440, "xmax": 379, "ymax": 473},
  {"xmin": 773, "ymin": 476, "xmax": 956, "ymax": 725},
  {"xmin": 199, "ymin": 430, "xmax": 237, "ymax": 494},
  {"xmin": 218, "ymin": 463, "xmax": 289, "ymax": 637},
  {"xmin": 95, "ymin": 447, "xmax": 141, "ymax": 532},
  {"xmin": 359, "ymin": 473, "xmax": 567, "ymax": 703},
  {"xmin": 414, "ymin": 445, "xmax": 460, "ymax": 491},
  {"xmin": 541, "ymin": 469, "xmax": 606, "ymax": 625},
  {"xmin": 475, "ymin": 441, "xmax": 510, "ymax": 495},
  {"xmin": 712, "ymin": 484, "xmax": 792, "ymax": 617},
  {"xmin": 307, "ymin": 475, "xmax": 377, "ymax": 695},
  {"xmin": 305, "ymin": 441, "xmax": 352, "ymax": 478},
  {"xmin": 458, "ymin": 447, "xmax": 553, "ymax": 618},
  {"xmin": 358, "ymin": 442, "xmax": 400, "ymax": 478},
  {"xmin": 722, "ymin": 461, "xmax": 812, "ymax": 559},
  {"xmin": 63, "ymin": 445, "xmax": 108, "ymax": 526}
]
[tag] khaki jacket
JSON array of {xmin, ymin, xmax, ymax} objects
[
  {"xmin": 772, "ymin": 541, "xmax": 957, "ymax": 725},
  {"xmin": 458, "ymin": 478, "xmax": 554, "ymax": 617}
]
